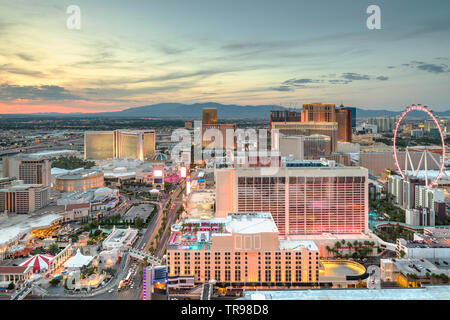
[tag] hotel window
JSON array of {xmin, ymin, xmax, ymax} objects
[
  {"xmin": 285, "ymin": 270, "xmax": 291, "ymax": 282},
  {"xmin": 225, "ymin": 270, "xmax": 231, "ymax": 281},
  {"xmin": 195, "ymin": 268, "xmax": 201, "ymax": 280},
  {"xmin": 295, "ymin": 269, "xmax": 301, "ymax": 282},
  {"xmin": 235, "ymin": 270, "xmax": 241, "ymax": 281},
  {"xmin": 215, "ymin": 270, "xmax": 221, "ymax": 281},
  {"xmin": 265, "ymin": 269, "xmax": 271, "ymax": 282},
  {"xmin": 275, "ymin": 270, "xmax": 281, "ymax": 282},
  {"xmin": 205, "ymin": 270, "xmax": 210, "ymax": 281},
  {"xmin": 258, "ymin": 270, "xmax": 261, "ymax": 282}
]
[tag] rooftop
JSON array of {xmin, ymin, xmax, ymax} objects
[
  {"xmin": 387, "ymin": 258, "xmax": 450, "ymax": 276},
  {"xmin": 0, "ymin": 213, "xmax": 62, "ymax": 246},
  {"xmin": 224, "ymin": 212, "xmax": 278, "ymax": 234},
  {"xmin": 278, "ymin": 240, "xmax": 318, "ymax": 251},
  {"xmin": 56, "ymin": 169, "xmax": 103, "ymax": 180},
  {"xmin": 242, "ymin": 285, "xmax": 450, "ymax": 300},
  {"xmin": 0, "ymin": 184, "xmax": 45, "ymax": 192},
  {"xmin": 401, "ymin": 239, "xmax": 450, "ymax": 249},
  {"xmin": 0, "ymin": 266, "xmax": 31, "ymax": 275}
]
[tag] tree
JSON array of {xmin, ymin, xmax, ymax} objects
[
  {"xmin": 7, "ymin": 282, "xmax": 15, "ymax": 290},
  {"xmin": 134, "ymin": 217, "xmax": 145, "ymax": 229},
  {"xmin": 48, "ymin": 242, "xmax": 59, "ymax": 256},
  {"xmin": 103, "ymin": 267, "xmax": 116, "ymax": 277},
  {"xmin": 49, "ymin": 276, "xmax": 62, "ymax": 286},
  {"xmin": 93, "ymin": 229, "xmax": 102, "ymax": 237}
]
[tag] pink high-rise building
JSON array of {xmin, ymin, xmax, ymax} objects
[{"xmin": 215, "ymin": 166, "xmax": 368, "ymax": 235}]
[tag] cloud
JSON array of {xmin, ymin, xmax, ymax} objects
[
  {"xmin": 273, "ymin": 72, "xmax": 389, "ymax": 92},
  {"xmin": 282, "ymin": 78, "xmax": 321, "ymax": 85},
  {"xmin": 0, "ymin": 64, "xmax": 44, "ymax": 77},
  {"xmin": 416, "ymin": 63, "xmax": 448, "ymax": 74},
  {"xmin": 16, "ymin": 53, "xmax": 35, "ymax": 62},
  {"xmin": 222, "ymin": 41, "xmax": 292, "ymax": 51},
  {"xmin": 0, "ymin": 83, "xmax": 85, "ymax": 101},
  {"xmin": 328, "ymin": 79, "xmax": 351, "ymax": 84},
  {"xmin": 398, "ymin": 60, "xmax": 450, "ymax": 74},
  {"xmin": 342, "ymin": 73, "xmax": 370, "ymax": 81},
  {"xmin": 269, "ymin": 85, "xmax": 295, "ymax": 92}
]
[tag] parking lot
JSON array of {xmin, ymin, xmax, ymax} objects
[{"xmin": 124, "ymin": 204, "xmax": 154, "ymax": 220}]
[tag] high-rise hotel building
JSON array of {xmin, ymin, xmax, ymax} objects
[
  {"xmin": 2, "ymin": 156, "xmax": 51, "ymax": 187},
  {"xmin": 215, "ymin": 165, "xmax": 368, "ymax": 235},
  {"xmin": 271, "ymin": 121, "xmax": 338, "ymax": 152},
  {"xmin": 0, "ymin": 184, "xmax": 50, "ymax": 214},
  {"xmin": 84, "ymin": 130, "xmax": 155, "ymax": 161},
  {"xmin": 202, "ymin": 108, "xmax": 218, "ymax": 125},
  {"xmin": 201, "ymin": 108, "xmax": 237, "ymax": 150}
]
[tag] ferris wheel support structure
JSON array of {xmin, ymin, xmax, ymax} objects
[{"xmin": 392, "ymin": 104, "xmax": 447, "ymax": 188}]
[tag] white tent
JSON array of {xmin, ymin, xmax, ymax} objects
[{"xmin": 64, "ymin": 249, "xmax": 93, "ymax": 270}]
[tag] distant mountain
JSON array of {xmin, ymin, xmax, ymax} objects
[
  {"xmin": 1, "ymin": 102, "xmax": 449, "ymax": 120},
  {"xmin": 103, "ymin": 102, "xmax": 281, "ymax": 119}
]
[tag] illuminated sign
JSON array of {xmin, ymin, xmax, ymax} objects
[
  {"xmin": 180, "ymin": 167, "xmax": 187, "ymax": 178},
  {"xmin": 154, "ymin": 170, "xmax": 163, "ymax": 177}
]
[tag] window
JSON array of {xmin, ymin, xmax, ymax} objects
[
  {"xmin": 265, "ymin": 269, "xmax": 271, "ymax": 282},
  {"xmin": 285, "ymin": 270, "xmax": 291, "ymax": 282},
  {"xmin": 275, "ymin": 270, "xmax": 281, "ymax": 282}
]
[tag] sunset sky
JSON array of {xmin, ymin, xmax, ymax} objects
[{"xmin": 0, "ymin": 0, "xmax": 450, "ymax": 114}]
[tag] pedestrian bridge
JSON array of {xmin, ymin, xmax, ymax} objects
[
  {"xmin": 128, "ymin": 248, "xmax": 162, "ymax": 265},
  {"xmin": 10, "ymin": 283, "xmax": 48, "ymax": 300}
]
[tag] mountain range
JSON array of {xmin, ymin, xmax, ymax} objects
[{"xmin": 1, "ymin": 102, "xmax": 449, "ymax": 119}]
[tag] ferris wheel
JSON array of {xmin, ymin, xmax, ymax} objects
[{"xmin": 392, "ymin": 104, "xmax": 447, "ymax": 188}]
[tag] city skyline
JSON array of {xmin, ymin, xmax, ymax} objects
[{"xmin": 0, "ymin": 0, "xmax": 450, "ymax": 114}]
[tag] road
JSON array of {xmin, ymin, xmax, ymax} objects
[{"xmin": 40, "ymin": 181, "xmax": 184, "ymax": 300}]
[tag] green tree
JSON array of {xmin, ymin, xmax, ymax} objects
[
  {"xmin": 7, "ymin": 282, "xmax": 15, "ymax": 290},
  {"xmin": 49, "ymin": 276, "xmax": 62, "ymax": 286},
  {"xmin": 48, "ymin": 242, "xmax": 59, "ymax": 256}
]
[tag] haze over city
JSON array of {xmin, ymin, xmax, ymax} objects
[
  {"xmin": 1, "ymin": 0, "xmax": 450, "ymax": 114},
  {"xmin": 0, "ymin": 0, "xmax": 449, "ymax": 309}
]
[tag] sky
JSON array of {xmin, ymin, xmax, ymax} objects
[{"xmin": 0, "ymin": 0, "xmax": 450, "ymax": 114}]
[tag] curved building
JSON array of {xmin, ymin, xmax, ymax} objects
[{"xmin": 54, "ymin": 170, "xmax": 104, "ymax": 192}]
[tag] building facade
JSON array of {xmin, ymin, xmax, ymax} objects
[
  {"xmin": 54, "ymin": 170, "xmax": 104, "ymax": 192},
  {"xmin": 202, "ymin": 108, "xmax": 218, "ymax": 124},
  {"xmin": 0, "ymin": 184, "xmax": 49, "ymax": 214},
  {"xmin": 84, "ymin": 130, "xmax": 156, "ymax": 161},
  {"xmin": 215, "ymin": 166, "xmax": 368, "ymax": 235},
  {"xmin": 2, "ymin": 156, "xmax": 51, "ymax": 187},
  {"xmin": 271, "ymin": 122, "xmax": 338, "ymax": 152},
  {"xmin": 167, "ymin": 213, "xmax": 320, "ymax": 287}
]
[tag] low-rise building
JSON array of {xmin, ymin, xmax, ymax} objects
[
  {"xmin": 54, "ymin": 169, "xmax": 104, "ymax": 192},
  {"xmin": 0, "ymin": 266, "xmax": 33, "ymax": 287},
  {"xmin": 381, "ymin": 258, "xmax": 450, "ymax": 287},
  {"xmin": 102, "ymin": 226, "xmax": 138, "ymax": 251},
  {"xmin": 396, "ymin": 238, "xmax": 450, "ymax": 259}
]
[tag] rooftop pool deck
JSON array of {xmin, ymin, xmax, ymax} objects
[{"xmin": 319, "ymin": 260, "xmax": 366, "ymax": 277}]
